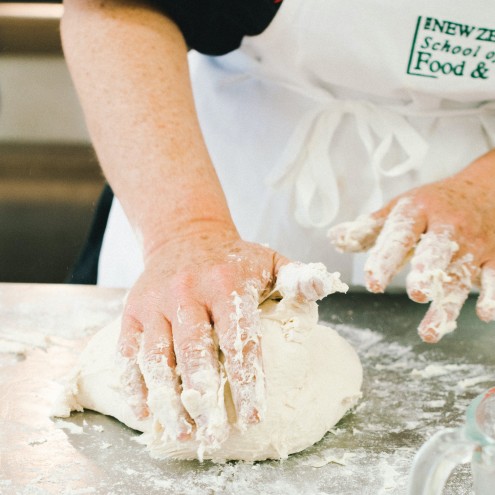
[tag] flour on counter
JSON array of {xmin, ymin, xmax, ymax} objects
[
  {"xmin": 411, "ymin": 363, "xmax": 470, "ymax": 379},
  {"xmin": 5, "ymin": 277, "xmax": 491, "ymax": 494},
  {"xmin": 12, "ymin": 315, "xmax": 491, "ymax": 495},
  {"xmin": 301, "ymin": 451, "xmax": 356, "ymax": 468},
  {"xmin": 54, "ymin": 419, "xmax": 84, "ymax": 435},
  {"xmin": 0, "ymin": 329, "xmax": 50, "ymax": 356},
  {"xmin": 457, "ymin": 375, "xmax": 495, "ymax": 391}
]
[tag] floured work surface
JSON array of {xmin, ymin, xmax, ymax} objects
[{"xmin": 0, "ymin": 283, "xmax": 494, "ymax": 495}]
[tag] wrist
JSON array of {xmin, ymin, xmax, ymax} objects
[{"xmin": 142, "ymin": 217, "xmax": 239, "ymax": 263}]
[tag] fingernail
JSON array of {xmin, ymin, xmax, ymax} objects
[
  {"xmin": 419, "ymin": 327, "xmax": 440, "ymax": 344},
  {"xmin": 418, "ymin": 313, "xmax": 457, "ymax": 343},
  {"xmin": 408, "ymin": 287, "xmax": 430, "ymax": 303},
  {"xmin": 365, "ymin": 272, "xmax": 385, "ymax": 293},
  {"xmin": 476, "ymin": 305, "xmax": 495, "ymax": 322}
]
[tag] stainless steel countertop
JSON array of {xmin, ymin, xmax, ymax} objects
[{"xmin": 0, "ymin": 283, "xmax": 494, "ymax": 494}]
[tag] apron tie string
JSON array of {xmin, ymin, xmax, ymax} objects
[{"xmin": 265, "ymin": 98, "xmax": 429, "ymax": 229}]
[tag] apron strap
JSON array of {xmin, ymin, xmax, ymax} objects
[
  {"xmin": 266, "ymin": 98, "xmax": 429, "ymax": 228},
  {"xmin": 364, "ymin": 103, "xmax": 429, "ymax": 178},
  {"xmin": 266, "ymin": 108, "xmax": 342, "ymax": 229}
]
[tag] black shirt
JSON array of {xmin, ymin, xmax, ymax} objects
[
  {"xmin": 7, "ymin": 0, "xmax": 281, "ymax": 55},
  {"xmin": 150, "ymin": 0, "xmax": 282, "ymax": 55}
]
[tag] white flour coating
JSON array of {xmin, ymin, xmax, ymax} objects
[
  {"xmin": 137, "ymin": 344, "xmax": 195, "ymax": 444},
  {"xmin": 411, "ymin": 364, "xmax": 470, "ymax": 379},
  {"xmin": 272, "ymin": 262, "xmax": 349, "ymax": 302},
  {"xmin": 0, "ymin": 339, "xmax": 33, "ymax": 355},
  {"xmin": 180, "ymin": 363, "xmax": 228, "ymax": 456},
  {"xmin": 151, "ymin": 319, "xmax": 229, "ymax": 452},
  {"xmin": 55, "ymin": 297, "xmax": 362, "ymax": 462},
  {"xmin": 327, "ymin": 215, "xmax": 384, "ymax": 253},
  {"xmin": 329, "ymin": 202, "xmax": 488, "ymax": 341},
  {"xmin": 53, "ymin": 419, "xmax": 84, "ymax": 435},
  {"xmin": 477, "ymin": 267, "xmax": 495, "ymax": 322},
  {"xmin": 228, "ymin": 283, "xmax": 266, "ymax": 429},
  {"xmin": 181, "ymin": 353, "xmax": 228, "ymax": 453},
  {"xmin": 364, "ymin": 197, "xmax": 419, "ymax": 292},
  {"xmin": 406, "ymin": 228, "xmax": 458, "ymax": 302},
  {"xmin": 418, "ymin": 254, "xmax": 476, "ymax": 342}
]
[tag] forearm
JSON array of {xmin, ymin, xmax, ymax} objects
[{"xmin": 61, "ymin": 0, "xmax": 236, "ymax": 259}]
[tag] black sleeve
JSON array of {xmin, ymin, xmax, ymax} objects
[
  {"xmin": 150, "ymin": 0, "xmax": 282, "ymax": 56},
  {"xmin": 66, "ymin": 184, "xmax": 114, "ymax": 285}
]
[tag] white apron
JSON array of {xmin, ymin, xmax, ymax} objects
[{"xmin": 98, "ymin": 0, "xmax": 495, "ymax": 289}]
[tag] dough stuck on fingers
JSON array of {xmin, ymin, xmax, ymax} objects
[
  {"xmin": 476, "ymin": 266, "xmax": 495, "ymax": 322},
  {"xmin": 417, "ymin": 255, "xmax": 476, "ymax": 343},
  {"xmin": 172, "ymin": 311, "xmax": 230, "ymax": 449},
  {"xmin": 364, "ymin": 197, "xmax": 422, "ymax": 293},
  {"xmin": 327, "ymin": 214, "xmax": 384, "ymax": 253},
  {"xmin": 220, "ymin": 283, "xmax": 267, "ymax": 430},
  {"xmin": 406, "ymin": 228, "xmax": 458, "ymax": 304},
  {"xmin": 137, "ymin": 318, "xmax": 195, "ymax": 443},
  {"xmin": 55, "ymin": 263, "xmax": 362, "ymax": 462},
  {"xmin": 273, "ymin": 261, "xmax": 349, "ymax": 301}
]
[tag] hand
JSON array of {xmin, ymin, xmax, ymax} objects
[
  {"xmin": 328, "ymin": 149, "xmax": 495, "ymax": 343},
  {"xmin": 117, "ymin": 228, "xmax": 291, "ymax": 450}
]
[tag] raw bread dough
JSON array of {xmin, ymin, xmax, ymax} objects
[{"xmin": 57, "ymin": 298, "xmax": 362, "ymax": 462}]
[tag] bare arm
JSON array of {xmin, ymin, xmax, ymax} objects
[
  {"xmin": 61, "ymin": 0, "xmax": 349, "ymax": 449},
  {"xmin": 61, "ymin": 0, "xmax": 234, "ymax": 255},
  {"xmin": 61, "ymin": 0, "xmax": 288, "ymax": 446}
]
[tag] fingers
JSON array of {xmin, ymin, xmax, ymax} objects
[
  {"xmin": 212, "ymin": 281, "xmax": 266, "ymax": 430},
  {"xmin": 417, "ymin": 256, "xmax": 476, "ymax": 343},
  {"xmin": 137, "ymin": 313, "xmax": 194, "ymax": 442},
  {"xmin": 406, "ymin": 228, "xmax": 459, "ymax": 303},
  {"xmin": 121, "ymin": 303, "xmax": 232, "ymax": 451},
  {"xmin": 172, "ymin": 305, "xmax": 229, "ymax": 449},
  {"xmin": 118, "ymin": 244, "xmax": 350, "ymax": 452},
  {"xmin": 330, "ymin": 174, "xmax": 495, "ymax": 337},
  {"xmin": 476, "ymin": 265, "xmax": 495, "ymax": 322},
  {"xmin": 118, "ymin": 314, "xmax": 149, "ymax": 420},
  {"xmin": 328, "ymin": 214, "xmax": 385, "ymax": 253},
  {"xmin": 365, "ymin": 197, "xmax": 425, "ymax": 293},
  {"xmin": 273, "ymin": 261, "xmax": 348, "ymax": 302}
]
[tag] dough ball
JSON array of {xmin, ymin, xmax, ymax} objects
[{"xmin": 64, "ymin": 299, "xmax": 362, "ymax": 462}]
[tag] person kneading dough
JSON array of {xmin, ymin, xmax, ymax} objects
[{"xmin": 61, "ymin": 0, "xmax": 495, "ymax": 456}]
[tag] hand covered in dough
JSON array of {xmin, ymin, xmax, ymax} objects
[
  {"xmin": 118, "ymin": 232, "xmax": 286, "ymax": 448},
  {"xmin": 328, "ymin": 149, "xmax": 495, "ymax": 343},
  {"xmin": 117, "ymin": 232, "xmax": 346, "ymax": 452}
]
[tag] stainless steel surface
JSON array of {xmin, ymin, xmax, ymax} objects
[{"xmin": 0, "ymin": 284, "xmax": 494, "ymax": 494}]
